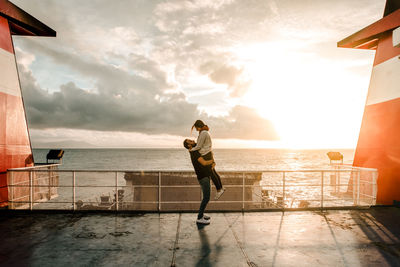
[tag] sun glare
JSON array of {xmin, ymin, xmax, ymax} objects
[{"xmin": 232, "ymin": 43, "xmax": 369, "ymax": 149}]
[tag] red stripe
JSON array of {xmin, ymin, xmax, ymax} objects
[
  {"xmin": 0, "ymin": 92, "xmax": 32, "ymax": 173},
  {"xmin": 5, "ymin": 93, "xmax": 31, "ymax": 146},
  {"xmin": 353, "ymin": 97, "xmax": 400, "ymax": 204},
  {"xmin": 0, "ymin": 173, "xmax": 7, "ymax": 207},
  {"xmin": 0, "ymin": 16, "xmax": 13, "ymax": 54},
  {"xmin": 373, "ymin": 31, "xmax": 400, "ymax": 66},
  {"xmin": 0, "ymin": 91, "xmax": 33, "ymax": 206}
]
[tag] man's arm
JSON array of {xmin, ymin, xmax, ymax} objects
[{"xmin": 197, "ymin": 156, "xmax": 214, "ymax": 166}]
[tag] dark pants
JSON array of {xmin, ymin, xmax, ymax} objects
[
  {"xmin": 198, "ymin": 177, "xmax": 210, "ymax": 220},
  {"xmin": 203, "ymin": 152, "xmax": 223, "ymax": 191},
  {"xmin": 210, "ymin": 168, "xmax": 223, "ymax": 191}
]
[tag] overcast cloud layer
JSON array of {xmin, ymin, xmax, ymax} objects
[{"xmin": 11, "ymin": 0, "xmax": 384, "ymax": 147}]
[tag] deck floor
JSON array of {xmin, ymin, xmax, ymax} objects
[{"xmin": 0, "ymin": 207, "xmax": 400, "ymax": 266}]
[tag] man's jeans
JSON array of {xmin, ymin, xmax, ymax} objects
[{"xmin": 198, "ymin": 177, "xmax": 210, "ymax": 220}]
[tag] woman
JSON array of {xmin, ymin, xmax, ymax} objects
[{"xmin": 190, "ymin": 120, "xmax": 225, "ymax": 200}]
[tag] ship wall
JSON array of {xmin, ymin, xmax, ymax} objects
[
  {"xmin": 0, "ymin": 16, "xmax": 33, "ymax": 207},
  {"xmin": 353, "ymin": 27, "xmax": 400, "ymax": 204},
  {"xmin": 124, "ymin": 172, "xmax": 264, "ymax": 211}
]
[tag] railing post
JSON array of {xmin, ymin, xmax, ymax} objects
[
  {"xmin": 242, "ymin": 172, "xmax": 245, "ymax": 211},
  {"xmin": 115, "ymin": 171, "xmax": 119, "ymax": 211},
  {"xmin": 9, "ymin": 171, "xmax": 13, "ymax": 209},
  {"xmin": 48, "ymin": 166, "xmax": 51, "ymax": 201},
  {"xmin": 337, "ymin": 165, "xmax": 341, "ymax": 193},
  {"xmin": 372, "ymin": 171, "xmax": 378, "ymax": 205},
  {"xmin": 352, "ymin": 170, "xmax": 356, "ymax": 205},
  {"xmin": 158, "ymin": 172, "xmax": 161, "ymax": 212},
  {"xmin": 320, "ymin": 171, "xmax": 324, "ymax": 210},
  {"xmin": 282, "ymin": 172, "xmax": 286, "ymax": 210},
  {"xmin": 29, "ymin": 171, "xmax": 33, "ymax": 211},
  {"xmin": 72, "ymin": 171, "xmax": 76, "ymax": 211},
  {"xmin": 333, "ymin": 165, "xmax": 338, "ymax": 193},
  {"xmin": 357, "ymin": 171, "xmax": 361, "ymax": 205}
]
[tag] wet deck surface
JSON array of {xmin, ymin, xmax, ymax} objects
[{"xmin": 0, "ymin": 208, "xmax": 400, "ymax": 266}]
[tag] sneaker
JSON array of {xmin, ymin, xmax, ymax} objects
[
  {"xmin": 203, "ymin": 214, "xmax": 210, "ymax": 220},
  {"xmin": 196, "ymin": 217, "xmax": 211, "ymax": 224},
  {"xmin": 215, "ymin": 188, "xmax": 226, "ymax": 200}
]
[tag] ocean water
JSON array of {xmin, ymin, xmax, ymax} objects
[
  {"xmin": 31, "ymin": 148, "xmax": 357, "ymax": 208},
  {"xmin": 33, "ymin": 148, "xmax": 355, "ymax": 171}
]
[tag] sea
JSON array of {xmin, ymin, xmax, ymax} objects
[
  {"xmin": 33, "ymin": 148, "xmax": 355, "ymax": 171},
  {"xmin": 31, "ymin": 148, "xmax": 356, "ymax": 208}
]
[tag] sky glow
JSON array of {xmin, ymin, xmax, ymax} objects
[{"xmin": 11, "ymin": 0, "xmax": 385, "ymax": 148}]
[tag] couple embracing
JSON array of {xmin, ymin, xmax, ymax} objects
[{"xmin": 183, "ymin": 120, "xmax": 225, "ymax": 225}]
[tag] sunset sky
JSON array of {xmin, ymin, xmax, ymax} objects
[{"xmin": 11, "ymin": 0, "xmax": 386, "ymax": 149}]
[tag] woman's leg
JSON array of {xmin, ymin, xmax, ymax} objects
[
  {"xmin": 210, "ymin": 168, "xmax": 223, "ymax": 191},
  {"xmin": 202, "ymin": 152, "xmax": 223, "ymax": 191}
]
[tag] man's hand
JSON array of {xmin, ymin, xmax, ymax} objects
[
  {"xmin": 198, "ymin": 157, "xmax": 214, "ymax": 166},
  {"xmin": 211, "ymin": 162, "xmax": 216, "ymax": 169}
]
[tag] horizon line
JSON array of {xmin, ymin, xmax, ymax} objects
[{"xmin": 32, "ymin": 147, "xmax": 356, "ymax": 150}]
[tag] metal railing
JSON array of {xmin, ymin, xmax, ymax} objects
[{"xmin": 6, "ymin": 165, "xmax": 378, "ymax": 211}]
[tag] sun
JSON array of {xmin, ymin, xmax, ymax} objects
[{"xmin": 231, "ymin": 42, "xmax": 369, "ymax": 149}]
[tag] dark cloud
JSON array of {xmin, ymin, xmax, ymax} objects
[
  {"xmin": 19, "ymin": 58, "xmax": 277, "ymax": 140},
  {"xmin": 19, "ymin": 63, "xmax": 195, "ymax": 135}
]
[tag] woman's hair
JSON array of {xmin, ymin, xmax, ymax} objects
[{"xmin": 191, "ymin": 120, "xmax": 205, "ymax": 132}]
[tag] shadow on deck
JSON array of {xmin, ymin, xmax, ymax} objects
[{"xmin": 0, "ymin": 207, "xmax": 399, "ymax": 266}]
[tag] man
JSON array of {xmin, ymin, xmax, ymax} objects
[{"xmin": 183, "ymin": 139, "xmax": 215, "ymax": 224}]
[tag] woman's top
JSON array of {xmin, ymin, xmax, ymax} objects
[{"xmin": 190, "ymin": 130, "xmax": 212, "ymax": 156}]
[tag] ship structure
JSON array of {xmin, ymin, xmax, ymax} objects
[
  {"xmin": 0, "ymin": 0, "xmax": 398, "ymax": 208},
  {"xmin": 338, "ymin": 0, "xmax": 400, "ymax": 205},
  {"xmin": 0, "ymin": 0, "xmax": 55, "ymax": 207}
]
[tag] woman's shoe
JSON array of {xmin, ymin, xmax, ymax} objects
[{"xmin": 215, "ymin": 188, "xmax": 226, "ymax": 200}]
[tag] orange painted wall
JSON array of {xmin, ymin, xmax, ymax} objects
[
  {"xmin": 353, "ymin": 33, "xmax": 400, "ymax": 205},
  {"xmin": 0, "ymin": 16, "xmax": 33, "ymax": 207}
]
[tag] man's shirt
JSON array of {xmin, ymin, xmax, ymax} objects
[{"xmin": 190, "ymin": 150, "xmax": 211, "ymax": 180}]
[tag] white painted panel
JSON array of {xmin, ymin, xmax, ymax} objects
[
  {"xmin": 393, "ymin": 27, "xmax": 400, "ymax": 48},
  {"xmin": 367, "ymin": 55, "xmax": 400, "ymax": 106},
  {"xmin": 0, "ymin": 47, "xmax": 21, "ymax": 97}
]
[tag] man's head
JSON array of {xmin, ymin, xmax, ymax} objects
[{"xmin": 183, "ymin": 139, "xmax": 196, "ymax": 150}]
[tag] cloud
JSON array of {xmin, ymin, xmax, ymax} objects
[
  {"xmin": 10, "ymin": 0, "xmax": 384, "ymax": 148},
  {"xmin": 29, "ymin": 129, "xmax": 183, "ymax": 148},
  {"xmin": 207, "ymin": 106, "xmax": 278, "ymax": 140},
  {"xmin": 18, "ymin": 57, "xmax": 277, "ymax": 140},
  {"xmin": 14, "ymin": 47, "xmax": 36, "ymax": 68},
  {"xmin": 199, "ymin": 61, "xmax": 252, "ymax": 97},
  {"xmin": 19, "ymin": 63, "xmax": 195, "ymax": 135}
]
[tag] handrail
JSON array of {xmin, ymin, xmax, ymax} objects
[
  {"xmin": 7, "ymin": 164, "xmax": 60, "ymax": 171},
  {"xmin": 330, "ymin": 164, "xmax": 378, "ymax": 171},
  {"xmin": 7, "ymin": 168, "xmax": 377, "ymax": 173},
  {"xmin": 6, "ymin": 166, "xmax": 378, "ymax": 211}
]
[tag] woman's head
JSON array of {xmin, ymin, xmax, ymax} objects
[{"xmin": 191, "ymin": 120, "xmax": 205, "ymax": 132}]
